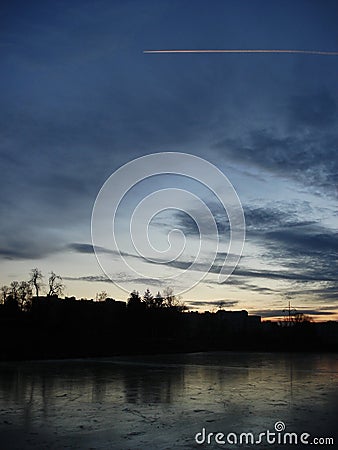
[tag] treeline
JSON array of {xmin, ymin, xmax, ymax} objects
[
  {"xmin": 0, "ymin": 294, "xmax": 189, "ymax": 361},
  {"xmin": 0, "ymin": 269, "xmax": 185, "ymax": 314},
  {"xmin": 126, "ymin": 287, "xmax": 186, "ymax": 312},
  {"xmin": 0, "ymin": 268, "xmax": 64, "ymax": 311},
  {"xmin": 0, "ymin": 270, "xmax": 190, "ymax": 359},
  {"xmin": 1, "ymin": 271, "xmax": 337, "ymax": 360}
]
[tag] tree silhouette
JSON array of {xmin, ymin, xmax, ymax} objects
[
  {"xmin": 143, "ymin": 288, "xmax": 154, "ymax": 308},
  {"xmin": 9, "ymin": 281, "xmax": 19, "ymax": 302},
  {"xmin": 1, "ymin": 281, "xmax": 32, "ymax": 310},
  {"xmin": 18, "ymin": 281, "xmax": 32, "ymax": 310},
  {"xmin": 163, "ymin": 286, "xmax": 186, "ymax": 311},
  {"xmin": 294, "ymin": 312, "xmax": 313, "ymax": 323},
  {"xmin": 29, "ymin": 268, "xmax": 43, "ymax": 297},
  {"xmin": 127, "ymin": 290, "xmax": 143, "ymax": 310},
  {"xmin": 154, "ymin": 291, "xmax": 164, "ymax": 308},
  {"xmin": 48, "ymin": 271, "xmax": 64, "ymax": 297}
]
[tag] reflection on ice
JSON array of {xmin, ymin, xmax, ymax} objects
[{"xmin": 0, "ymin": 352, "xmax": 337, "ymax": 449}]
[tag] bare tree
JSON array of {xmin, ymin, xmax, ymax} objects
[
  {"xmin": 29, "ymin": 268, "xmax": 43, "ymax": 297},
  {"xmin": 162, "ymin": 286, "xmax": 186, "ymax": 311},
  {"xmin": 48, "ymin": 271, "xmax": 64, "ymax": 297}
]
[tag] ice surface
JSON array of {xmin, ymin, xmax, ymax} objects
[{"xmin": 0, "ymin": 352, "xmax": 337, "ymax": 449}]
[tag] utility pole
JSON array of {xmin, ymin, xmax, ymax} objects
[{"xmin": 283, "ymin": 300, "xmax": 296, "ymax": 326}]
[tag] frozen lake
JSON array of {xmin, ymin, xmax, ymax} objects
[{"xmin": 0, "ymin": 352, "xmax": 337, "ymax": 449}]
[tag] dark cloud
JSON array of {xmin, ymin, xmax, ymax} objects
[
  {"xmin": 205, "ymin": 278, "xmax": 276, "ymax": 294},
  {"xmin": 232, "ymin": 268, "xmax": 335, "ymax": 283},
  {"xmin": 67, "ymin": 243, "xmax": 118, "ymax": 255},
  {"xmin": 172, "ymin": 209, "xmax": 230, "ymax": 237},
  {"xmin": 241, "ymin": 204, "xmax": 337, "ymax": 259},
  {"xmin": 186, "ymin": 300, "xmax": 238, "ymax": 308},
  {"xmin": 214, "ymin": 127, "xmax": 338, "ymax": 197},
  {"xmin": 244, "ymin": 206, "xmax": 315, "ymax": 232},
  {"xmin": 162, "ymin": 203, "xmax": 337, "ymax": 277},
  {"xmin": 64, "ymin": 275, "xmax": 112, "ymax": 283},
  {"xmin": 264, "ymin": 227, "xmax": 338, "ymax": 260},
  {"xmin": 102, "ymin": 251, "xmax": 337, "ymax": 284},
  {"xmin": 143, "ymin": 202, "xmax": 338, "ymax": 303},
  {"xmin": 67, "ymin": 243, "xmax": 95, "ymax": 254},
  {"xmin": 281, "ymin": 285, "xmax": 338, "ymax": 302},
  {"xmin": 64, "ymin": 273, "xmax": 166, "ymax": 288},
  {"xmin": 112, "ymin": 275, "xmax": 167, "ymax": 288}
]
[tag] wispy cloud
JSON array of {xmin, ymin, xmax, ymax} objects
[
  {"xmin": 213, "ymin": 97, "xmax": 338, "ymax": 197},
  {"xmin": 186, "ymin": 299, "xmax": 238, "ymax": 308}
]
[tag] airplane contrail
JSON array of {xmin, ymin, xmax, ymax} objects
[{"xmin": 143, "ymin": 49, "xmax": 338, "ymax": 56}]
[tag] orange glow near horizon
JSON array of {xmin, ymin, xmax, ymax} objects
[{"xmin": 261, "ymin": 315, "xmax": 338, "ymax": 323}]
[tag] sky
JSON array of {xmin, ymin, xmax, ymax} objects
[{"xmin": 1, "ymin": 0, "xmax": 337, "ymax": 320}]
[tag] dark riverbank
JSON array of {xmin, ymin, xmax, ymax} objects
[{"xmin": 1, "ymin": 296, "xmax": 337, "ymax": 360}]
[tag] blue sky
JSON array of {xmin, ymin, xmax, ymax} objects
[{"xmin": 1, "ymin": 0, "xmax": 337, "ymax": 319}]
